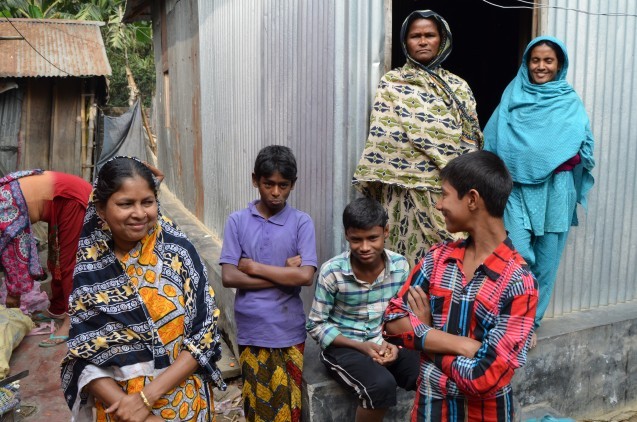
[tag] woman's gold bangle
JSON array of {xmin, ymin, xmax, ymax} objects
[{"xmin": 139, "ymin": 390, "xmax": 153, "ymax": 412}]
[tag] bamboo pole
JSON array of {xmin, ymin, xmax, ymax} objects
[{"xmin": 139, "ymin": 100, "xmax": 157, "ymax": 155}]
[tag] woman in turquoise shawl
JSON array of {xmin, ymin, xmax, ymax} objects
[
  {"xmin": 484, "ymin": 36, "xmax": 595, "ymax": 332},
  {"xmin": 353, "ymin": 10, "xmax": 482, "ymax": 265}
]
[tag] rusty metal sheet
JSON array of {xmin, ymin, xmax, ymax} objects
[{"xmin": 0, "ymin": 18, "xmax": 111, "ymax": 78}]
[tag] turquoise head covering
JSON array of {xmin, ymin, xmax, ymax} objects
[
  {"xmin": 484, "ymin": 36, "xmax": 594, "ymax": 208},
  {"xmin": 400, "ymin": 10, "xmax": 452, "ymax": 70}
]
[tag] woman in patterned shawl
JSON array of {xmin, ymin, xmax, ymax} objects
[
  {"xmin": 484, "ymin": 36, "xmax": 595, "ymax": 335},
  {"xmin": 61, "ymin": 157, "xmax": 225, "ymax": 421},
  {"xmin": 352, "ymin": 10, "xmax": 482, "ymax": 265}
]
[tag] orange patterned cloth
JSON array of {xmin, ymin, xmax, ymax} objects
[{"xmin": 93, "ymin": 228, "xmax": 216, "ymax": 421}]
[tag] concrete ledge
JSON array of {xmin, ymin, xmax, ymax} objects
[
  {"xmin": 302, "ymin": 340, "xmax": 415, "ymax": 421},
  {"xmin": 514, "ymin": 301, "xmax": 637, "ymax": 419},
  {"xmin": 303, "ymin": 303, "xmax": 637, "ymax": 421}
]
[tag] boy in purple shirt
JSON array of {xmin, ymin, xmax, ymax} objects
[{"xmin": 220, "ymin": 145, "xmax": 317, "ymax": 422}]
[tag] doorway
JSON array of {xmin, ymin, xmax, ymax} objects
[{"xmin": 391, "ymin": 0, "xmax": 533, "ymax": 128}]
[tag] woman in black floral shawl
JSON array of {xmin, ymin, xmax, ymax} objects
[{"xmin": 61, "ymin": 157, "xmax": 225, "ymax": 421}]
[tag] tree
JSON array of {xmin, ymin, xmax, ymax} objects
[
  {"xmin": 0, "ymin": 0, "xmax": 155, "ymax": 108},
  {"xmin": 73, "ymin": 0, "xmax": 154, "ymax": 107},
  {"xmin": 1, "ymin": 0, "xmax": 75, "ymax": 19}
]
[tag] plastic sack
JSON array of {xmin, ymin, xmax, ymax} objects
[
  {"xmin": 0, "ymin": 278, "xmax": 50, "ymax": 316},
  {"xmin": 0, "ymin": 306, "xmax": 33, "ymax": 378}
]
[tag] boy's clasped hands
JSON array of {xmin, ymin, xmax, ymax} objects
[{"xmin": 357, "ymin": 341, "xmax": 399, "ymax": 366}]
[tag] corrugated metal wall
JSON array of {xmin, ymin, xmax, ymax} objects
[
  {"xmin": 154, "ymin": 0, "xmax": 205, "ymax": 218},
  {"xmin": 184, "ymin": 0, "xmax": 636, "ymax": 316},
  {"xmin": 542, "ymin": 0, "xmax": 637, "ymax": 317},
  {"xmin": 197, "ymin": 0, "xmax": 386, "ymax": 306}
]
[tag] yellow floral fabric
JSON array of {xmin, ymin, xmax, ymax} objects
[{"xmin": 353, "ymin": 63, "xmax": 481, "ymax": 192}]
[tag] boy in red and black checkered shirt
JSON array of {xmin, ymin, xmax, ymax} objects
[{"xmin": 384, "ymin": 151, "xmax": 538, "ymax": 421}]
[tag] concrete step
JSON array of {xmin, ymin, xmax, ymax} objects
[{"xmin": 302, "ymin": 340, "xmax": 414, "ymax": 421}]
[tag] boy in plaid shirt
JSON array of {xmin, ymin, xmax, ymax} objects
[{"xmin": 307, "ymin": 197, "xmax": 419, "ymax": 422}]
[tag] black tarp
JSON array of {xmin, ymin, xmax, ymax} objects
[{"xmin": 97, "ymin": 100, "xmax": 153, "ymax": 175}]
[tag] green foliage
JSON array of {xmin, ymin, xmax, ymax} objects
[
  {"xmin": 1, "ymin": 0, "xmax": 155, "ymax": 108},
  {"xmin": 107, "ymin": 36, "xmax": 155, "ymax": 108},
  {"xmin": 2, "ymin": 0, "xmax": 75, "ymax": 19}
]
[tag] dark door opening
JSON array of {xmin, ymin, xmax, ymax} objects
[{"xmin": 391, "ymin": 0, "xmax": 533, "ymax": 128}]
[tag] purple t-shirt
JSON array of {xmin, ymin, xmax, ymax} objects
[{"xmin": 219, "ymin": 200, "xmax": 318, "ymax": 348}]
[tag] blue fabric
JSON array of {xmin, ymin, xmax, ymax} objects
[
  {"xmin": 485, "ymin": 37, "xmax": 596, "ymax": 328},
  {"xmin": 484, "ymin": 36, "xmax": 595, "ymax": 225},
  {"xmin": 508, "ymin": 171, "xmax": 577, "ymax": 236},
  {"xmin": 484, "ymin": 36, "xmax": 594, "ymax": 193},
  {"xmin": 506, "ymin": 209, "xmax": 569, "ymax": 328}
]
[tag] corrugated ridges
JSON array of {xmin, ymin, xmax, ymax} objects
[{"xmin": 0, "ymin": 18, "xmax": 112, "ymax": 77}]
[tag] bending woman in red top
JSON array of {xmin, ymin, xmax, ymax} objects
[{"xmin": 0, "ymin": 170, "xmax": 92, "ymax": 345}]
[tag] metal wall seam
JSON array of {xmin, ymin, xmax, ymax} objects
[{"xmin": 332, "ymin": 0, "xmax": 386, "ymax": 254}]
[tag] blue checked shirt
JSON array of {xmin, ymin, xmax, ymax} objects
[{"xmin": 306, "ymin": 249, "xmax": 409, "ymax": 349}]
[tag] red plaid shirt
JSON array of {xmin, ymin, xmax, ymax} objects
[{"xmin": 383, "ymin": 237, "xmax": 537, "ymax": 421}]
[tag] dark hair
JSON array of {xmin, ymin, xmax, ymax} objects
[
  {"xmin": 439, "ymin": 151, "xmax": 512, "ymax": 217},
  {"xmin": 343, "ymin": 197, "xmax": 388, "ymax": 231},
  {"xmin": 253, "ymin": 145, "xmax": 297, "ymax": 182},
  {"xmin": 95, "ymin": 157, "xmax": 157, "ymax": 204},
  {"xmin": 528, "ymin": 40, "xmax": 565, "ymax": 69}
]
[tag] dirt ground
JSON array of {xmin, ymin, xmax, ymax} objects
[{"xmin": 212, "ymin": 378, "xmax": 246, "ymax": 422}]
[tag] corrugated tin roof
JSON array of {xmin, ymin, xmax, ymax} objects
[{"xmin": 0, "ymin": 18, "xmax": 111, "ymax": 77}]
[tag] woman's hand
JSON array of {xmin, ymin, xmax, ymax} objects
[
  {"xmin": 105, "ymin": 393, "xmax": 150, "ymax": 422},
  {"xmin": 142, "ymin": 161, "xmax": 164, "ymax": 183}
]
